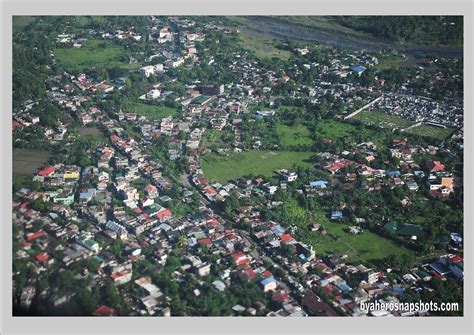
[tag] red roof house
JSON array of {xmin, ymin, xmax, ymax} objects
[{"xmin": 38, "ymin": 166, "xmax": 56, "ymax": 177}]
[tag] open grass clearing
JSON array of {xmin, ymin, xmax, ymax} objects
[
  {"xmin": 13, "ymin": 148, "xmax": 51, "ymax": 175},
  {"xmin": 351, "ymin": 110, "xmax": 414, "ymax": 129},
  {"xmin": 123, "ymin": 101, "xmax": 178, "ymax": 120},
  {"xmin": 405, "ymin": 124, "xmax": 454, "ymax": 140},
  {"xmin": 299, "ymin": 210, "xmax": 414, "ymax": 265},
  {"xmin": 54, "ymin": 39, "xmax": 132, "ymax": 73},
  {"xmin": 200, "ymin": 150, "xmax": 314, "ymax": 183},
  {"xmin": 276, "ymin": 123, "xmax": 313, "ymax": 146}
]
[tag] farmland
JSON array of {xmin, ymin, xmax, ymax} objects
[
  {"xmin": 13, "ymin": 148, "xmax": 51, "ymax": 175},
  {"xmin": 200, "ymin": 150, "xmax": 314, "ymax": 183}
]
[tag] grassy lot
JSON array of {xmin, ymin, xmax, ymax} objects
[
  {"xmin": 376, "ymin": 55, "xmax": 411, "ymax": 70},
  {"xmin": 299, "ymin": 210, "xmax": 413, "ymax": 264},
  {"xmin": 54, "ymin": 39, "xmax": 132, "ymax": 72},
  {"xmin": 200, "ymin": 150, "xmax": 314, "ymax": 183},
  {"xmin": 13, "ymin": 16, "xmax": 36, "ymax": 33},
  {"xmin": 276, "ymin": 123, "xmax": 312, "ymax": 146},
  {"xmin": 123, "ymin": 101, "xmax": 178, "ymax": 120},
  {"xmin": 315, "ymin": 119, "xmax": 361, "ymax": 139},
  {"xmin": 405, "ymin": 124, "xmax": 454, "ymax": 140},
  {"xmin": 225, "ymin": 18, "xmax": 291, "ymax": 60},
  {"xmin": 13, "ymin": 148, "xmax": 51, "ymax": 175},
  {"xmin": 78, "ymin": 126, "xmax": 102, "ymax": 137},
  {"xmin": 201, "ymin": 129, "xmax": 227, "ymax": 148},
  {"xmin": 237, "ymin": 33, "xmax": 291, "ymax": 60},
  {"xmin": 351, "ymin": 110, "xmax": 414, "ymax": 129}
]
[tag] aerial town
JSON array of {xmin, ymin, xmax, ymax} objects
[{"xmin": 12, "ymin": 16, "xmax": 463, "ymax": 317}]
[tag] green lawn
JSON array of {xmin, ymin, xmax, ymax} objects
[
  {"xmin": 298, "ymin": 210, "xmax": 414, "ymax": 264},
  {"xmin": 200, "ymin": 150, "xmax": 314, "ymax": 183},
  {"xmin": 352, "ymin": 110, "xmax": 414, "ymax": 129},
  {"xmin": 54, "ymin": 39, "xmax": 132, "ymax": 72},
  {"xmin": 13, "ymin": 16, "xmax": 36, "ymax": 33},
  {"xmin": 276, "ymin": 123, "xmax": 312, "ymax": 146},
  {"xmin": 123, "ymin": 102, "xmax": 178, "ymax": 120},
  {"xmin": 405, "ymin": 124, "xmax": 454, "ymax": 140}
]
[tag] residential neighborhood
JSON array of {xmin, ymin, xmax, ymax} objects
[{"xmin": 12, "ymin": 15, "xmax": 463, "ymax": 317}]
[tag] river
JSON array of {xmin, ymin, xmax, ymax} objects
[{"xmin": 242, "ymin": 16, "xmax": 463, "ymax": 59}]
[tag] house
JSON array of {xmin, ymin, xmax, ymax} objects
[
  {"xmin": 331, "ymin": 211, "xmax": 343, "ymax": 220},
  {"xmin": 38, "ymin": 166, "xmax": 56, "ymax": 177},
  {"xmin": 283, "ymin": 172, "xmax": 298, "ymax": 182},
  {"xmin": 232, "ymin": 251, "xmax": 250, "ymax": 267},
  {"xmin": 201, "ymin": 84, "xmax": 224, "ymax": 96},
  {"xmin": 351, "ymin": 65, "xmax": 367, "ymax": 76},
  {"xmin": 405, "ymin": 180, "xmax": 419, "ymax": 191},
  {"xmin": 94, "ymin": 305, "xmax": 116, "ymax": 316},
  {"xmin": 156, "ymin": 208, "xmax": 172, "ymax": 222},
  {"xmin": 260, "ymin": 276, "xmax": 277, "ymax": 292},
  {"xmin": 426, "ymin": 160, "xmax": 445, "ymax": 173},
  {"xmin": 309, "ymin": 180, "xmax": 328, "ymax": 188},
  {"xmin": 302, "ymin": 290, "xmax": 339, "ymax": 316}
]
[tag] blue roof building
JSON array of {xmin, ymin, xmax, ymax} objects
[
  {"xmin": 331, "ymin": 210, "xmax": 343, "ymax": 220},
  {"xmin": 351, "ymin": 65, "xmax": 367, "ymax": 74},
  {"xmin": 309, "ymin": 180, "xmax": 328, "ymax": 188},
  {"xmin": 387, "ymin": 170, "xmax": 401, "ymax": 178}
]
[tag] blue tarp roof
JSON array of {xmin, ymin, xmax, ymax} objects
[
  {"xmin": 351, "ymin": 65, "xmax": 367, "ymax": 72},
  {"xmin": 309, "ymin": 180, "xmax": 328, "ymax": 187},
  {"xmin": 331, "ymin": 210, "xmax": 343, "ymax": 218},
  {"xmin": 260, "ymin": 276, "xmax": 276, "ymax": 286}
]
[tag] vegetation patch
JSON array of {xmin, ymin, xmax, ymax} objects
[
  {"xmin": 13, "ymin": 148, "xmax": 51, "ymax": 175},
  {"xmin": 352, "ymin": 110, "xmax": 414, "ymax": 129},
  {"xmin": 123, "ymin": 101, "xmax": 178, "ymax": 120},
  {"xmin": 405, "ymin": 124, "xmax": 454, "ymax": 140},
  {"xmin": 276, "ymin": 123, "xmax": 312, "ymax": 146},
  {"xmin": 13, "ymin": 16, "xmax": 37, "ymax": 33},
  {"xmin": 54, "ymin": 39, "xmax": 131, "ymax": 73},
  {"xmin": 200, "ymin": 150, "xmax": 314, "ymax": 183}
]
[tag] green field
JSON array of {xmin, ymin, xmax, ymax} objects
[
  {"xmin": 315, "ymin": 120, "xmax": 362, "ymax": 139},
  {"xmin": 352, "ymin": 110, "xmax": 414, "ymax": 129},
  {"xmin": 405, "ymin": 124, "xmax": 454, "ymax": 140},
  {"xmin": 237, "ymin": 33, "xmax": 291, "ymax": 60},
  {"xmin": 300, "ymin": 210, "xmax": 413, "ymax": 264},
  {"xmin": 123, "ymin": 102, "xmax": 178, "ymax": 120},
  {"xmin": 13, "ymin": 16, "xmax": 36, "ymax": 33},
  {"xmin": 54, "ymin": 39, "xmax": 133, "ymax": 72},
  {"xmin": 200, "ymin": 150, "xmax": 314, "ymax": 183},
  {"xmin": 225, "ymin": 18, "xmax": 291, "ymax": 60},
  {"xmin": 13, "ymin": 148, "xmax": 51, "ymax": 175},
  {"xmin": 276, "ymin": 123, "xmax": 312, "ymax": 146},
  {"xmin": 376, "ymin": 55, "xmax": 411, "ymax": 70}
]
